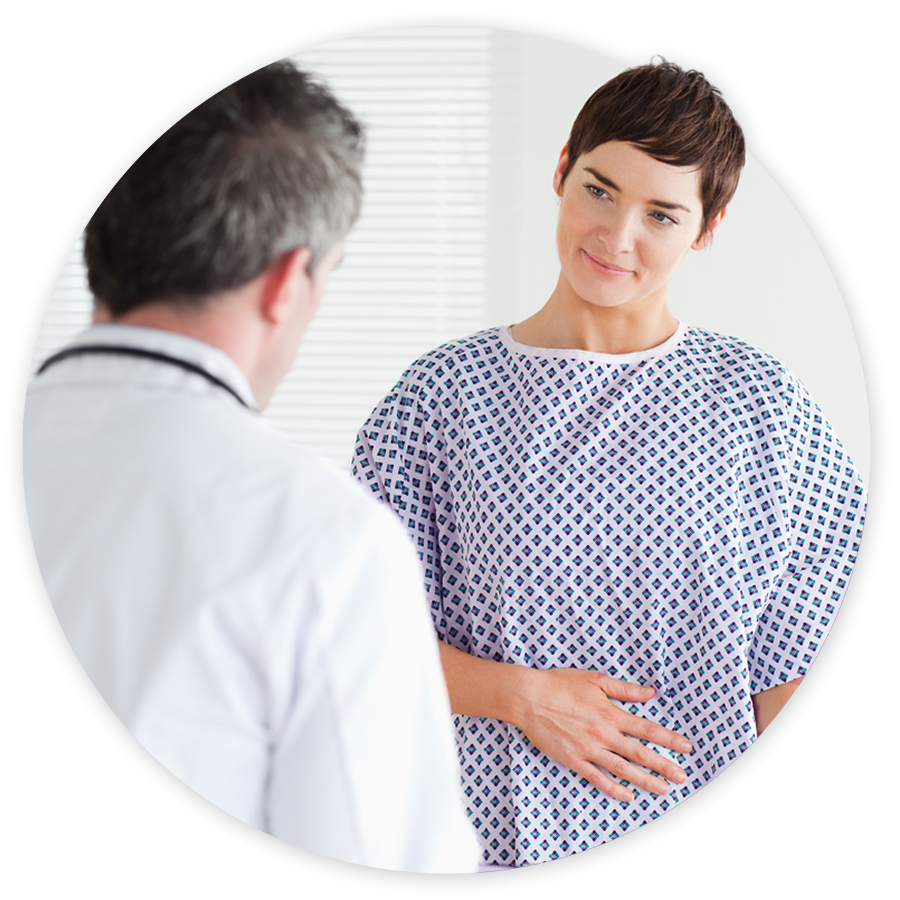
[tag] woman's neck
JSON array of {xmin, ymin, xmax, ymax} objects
[{"xmin": 511, "ymin": 274, "xmax": 678, "ymax": 355}]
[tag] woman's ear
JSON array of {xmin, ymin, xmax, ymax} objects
[
  {"xmin": 553, "ymin": 146, "xmax": 570, "ymax": 197},
  {"xmin": 693, "ymin": 206, "xmax": 727, "ymax": 250}
]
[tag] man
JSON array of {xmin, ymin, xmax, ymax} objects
[{"xmin": 23, "ymin": 60, "xmax": 479, "ymax": 873}]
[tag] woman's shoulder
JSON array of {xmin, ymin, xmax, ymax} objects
[
  {"xmin": 410, "ymin": 326, "xmax": 505, "ymax": 367},
  {"xmin": 390, "ymin": 327, "xmax": 508, "ymax": 394},
  {"xmin": 679, "ymin": 325, "xmax": 797, "ymax": 393}
]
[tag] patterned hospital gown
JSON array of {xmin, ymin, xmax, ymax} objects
[{"xmin": 352, "ymin": 323, "xmax": 866, "ymax": 867}]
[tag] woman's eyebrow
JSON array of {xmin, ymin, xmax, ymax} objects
[
  {"xmin": 650, "ymin": 198, "xmax": 692, "ymax": 213},
  {"xmin": 583, "ymin": 165, "xmax": 692, "ymax": 213},
  {"xmin": 584, "ymin": 167, "xmax": 620, "ymax": 192}
]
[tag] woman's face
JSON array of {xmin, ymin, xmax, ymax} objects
[{"xmin": 553, "ymin": 140, "xmax": 724, "ymax": 313}]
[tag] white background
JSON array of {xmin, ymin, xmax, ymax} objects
[
  {"xmin": 24, "ymin": 25, "xmax": 870, "ymax": 479},
  {"xmin": 474, "ymin": 31, "xmax": 871, "ymax": 482}
]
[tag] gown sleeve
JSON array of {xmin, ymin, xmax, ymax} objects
[
  {"xmin": 352, "ymin": 381, "xmax": 452, "ymax": 642},
  {"xmin": 747, "ymin": 371, "xmax": 867, "ymax": 693}
]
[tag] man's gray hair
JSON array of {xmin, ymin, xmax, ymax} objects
[{"xmin": 85, "ymin": 60, "xmax": 365, "ymax": 316}]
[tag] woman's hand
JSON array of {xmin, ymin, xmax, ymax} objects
[
  {"xmin": 508, "ymin": 666, "xmax": 691, "ymax": 802},
  {"xmin": 439, "ymin": 642, "xmax": 692, "ymax": 803}
]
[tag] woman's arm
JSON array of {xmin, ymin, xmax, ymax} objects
[
  {"xmin": 439, "ymin": 641, "xmax": 693, "ymax": 804},
  {"xmin": 751, "ymin": 677, "xmax": 804, "ymax": 736}
]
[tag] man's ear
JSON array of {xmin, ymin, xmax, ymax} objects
[
  {"xmin": 553, "ymin": 146, "xmax": 570, "ymax": 197},
  {"xmin": 260, "ymin": 247, "xmax": 313, "ymax": 325},
  {"xmin": 693, "ymin": 206, "xmax": 727, "ymax": 250}
]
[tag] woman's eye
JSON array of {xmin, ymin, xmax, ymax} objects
[
  {"xmin": 586, "ymin": 184, "xmax": 609, "ymax": 199},
  {"xmin": 651, "ymin": 210, "xmax": 676, "ymax": 225}
]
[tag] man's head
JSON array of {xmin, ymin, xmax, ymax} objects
[
  {"xmin": 84, "ymin": 60, "xmax": 365, "ymax": 317},
  {"xmin": 559, "ymin": 60, "xmax": 745, "ymax": 239}
]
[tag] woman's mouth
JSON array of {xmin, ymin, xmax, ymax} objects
[{"xmin": 582, "ymin": 250, "xmax": 633, "ymax": 277}]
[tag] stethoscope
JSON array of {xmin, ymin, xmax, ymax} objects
[{"xmin": 36, "ymin": 344, "xmax": 253, "ymax": 410}]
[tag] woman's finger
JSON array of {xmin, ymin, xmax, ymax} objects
[
  {"xmin": 616, "ymin": 713, "xmax": 693, "ymax": 755},
  {"xmin": 597, "ymin": 675, "xmax": 656, "ymax": 703},
  {"xmin": 595, "ymin": 676, "xmax": 693, "ymax": 753},
  {"xmin": 602, "ymin": 732, "xmax": 688, "ymax": 784},
  {"xmin": 584, "ymin": 749, "xmax": 672, "ymax": 798},
  {"xmin": 565, "ymin": 756, "xmax": 637, "ymax": 804}
]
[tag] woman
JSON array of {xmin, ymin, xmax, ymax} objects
[{"xmin": 352, "ymin": 60, "xmax": 866, "ymax": 868}]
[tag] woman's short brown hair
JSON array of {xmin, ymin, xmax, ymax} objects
[{"xmin": 561, "ymin": 60, "xmax": 746, "ymax": 238}]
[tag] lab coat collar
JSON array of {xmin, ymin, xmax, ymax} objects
[{"xmin": 54, "ymin": 324, "xmax": 260, "ymax": 410}]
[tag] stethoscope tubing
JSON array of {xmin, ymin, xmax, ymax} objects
[{"xmin": 37, "ymin": 344, "xmax": 253, "ymax": 410}]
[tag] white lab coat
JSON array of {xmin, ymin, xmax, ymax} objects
[{"xmin": 23, "ymin": 324, "xmax": 480, "ymax": 873}]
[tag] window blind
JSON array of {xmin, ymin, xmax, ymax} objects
[{"xmin": 32, "ymin": 26, "xmax": 493, "ymax": 468}]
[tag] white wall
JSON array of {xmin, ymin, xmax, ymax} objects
[
  {"xmin": 487, "ymin": 32, "xmax": 870, "ymax": 484},
  {"xmin": 25, "ymin": 25, "xmax": 870, "ymax": 478}
]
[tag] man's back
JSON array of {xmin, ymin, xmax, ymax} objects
[{"xmin": 24, "ymin": 324, "xmax": 479, "ymax": 872}]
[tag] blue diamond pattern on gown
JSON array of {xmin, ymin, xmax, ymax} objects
[{"xmin": 352, "ymin": 324, "xmax": 866, "ymax": 867}]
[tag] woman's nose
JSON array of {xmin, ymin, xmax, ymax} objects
[{"xmin": 599, "ymin": 211, "xmax": 637, "ymax": 255}]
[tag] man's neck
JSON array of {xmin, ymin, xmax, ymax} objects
[{"xmin": 105, "ymin": 288, "xmax": 269, "ymax": 403}]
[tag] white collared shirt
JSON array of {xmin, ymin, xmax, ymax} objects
[{"xmin": 24, "ymin": 324, "xmax": 480, "ymax": 873}]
